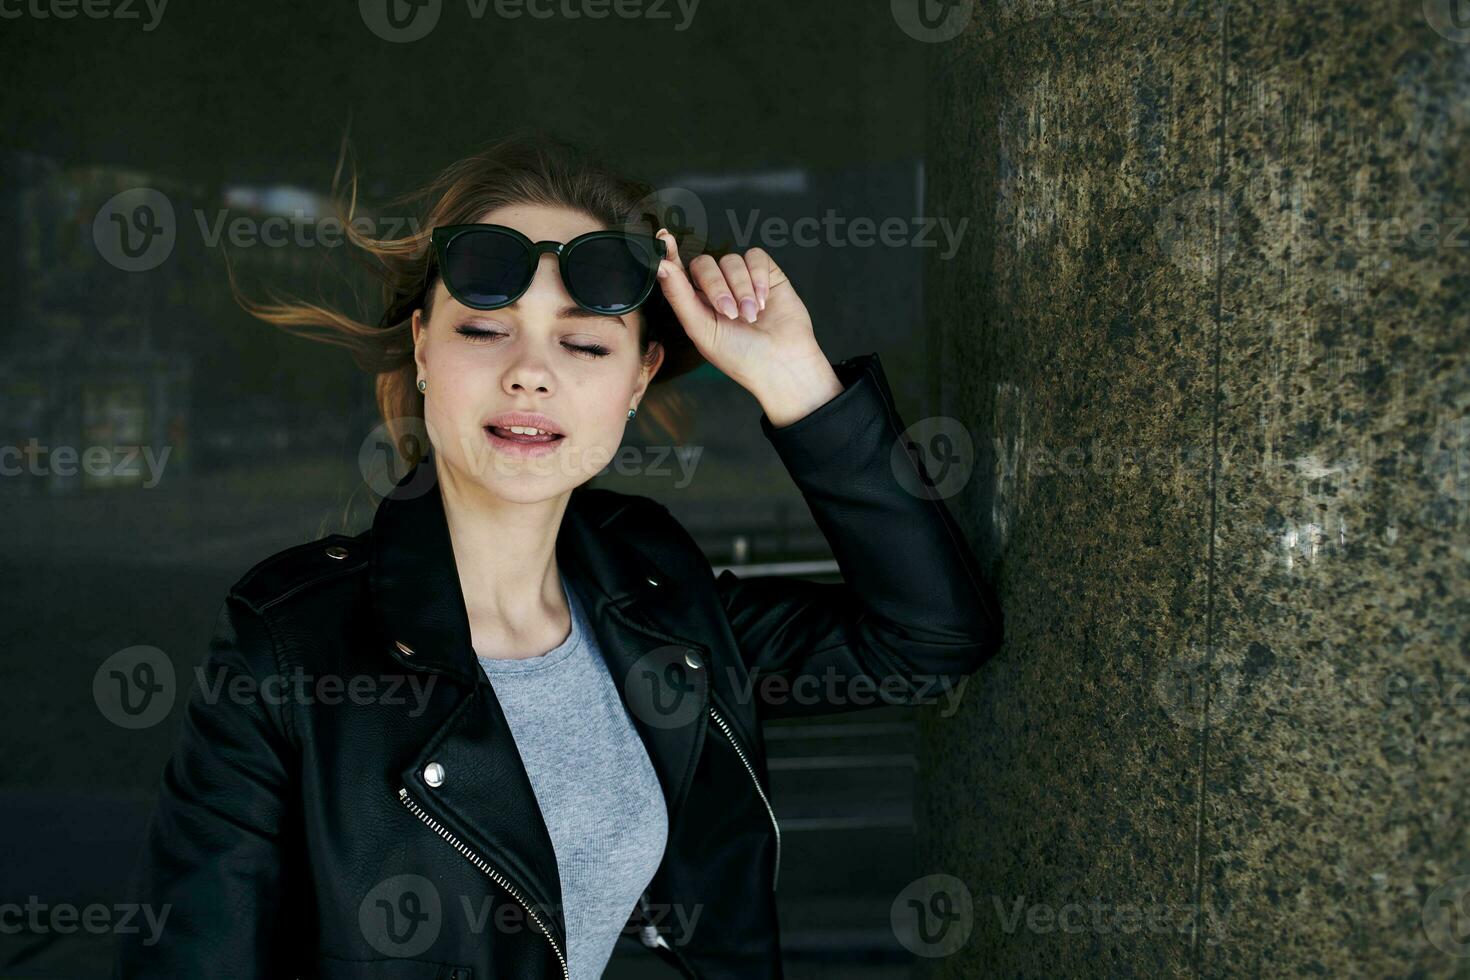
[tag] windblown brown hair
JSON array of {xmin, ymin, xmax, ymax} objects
[{"xmin": 229, "ymin": 128, "xmax": 707, "ymax": 467}]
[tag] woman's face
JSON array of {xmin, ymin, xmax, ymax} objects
[{"xmin": 411, "ymin": 204, "xmax": 665, "ymax": 504}]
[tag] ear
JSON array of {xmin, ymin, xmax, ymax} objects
[
  {"xmin": 412, "ymin": 308, "xmax": 428, "ymax": 376},
  {"xmin": 634, "ymin": 342, "xmax": 666, "ymax": 401}
]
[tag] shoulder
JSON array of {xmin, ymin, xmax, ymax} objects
[
  {"xmin": 572, "ymin": 484, "xmax": 671, "ymax": 523},
  {"xmin": 572, "ymin": 484, "xmax": 683, "ymax": 539},
  {"xmin": 573, "ymin": 485, "xmax": 709, "ymax": 570},
  {"xmin": 226, "ymin": 529, "xmax": 370, "ymax": 616}
]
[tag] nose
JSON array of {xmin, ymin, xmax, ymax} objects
[
  {"xmin": 500, "ymin": 318, "xmax": 558, "ymax": 395},
  {"xmin": 503, "ymin": 350, "xmax": 554, "ymax": 396},
  {"xmin": 501, "ymin": 255, "xmax": 573, "ymax": 397}
]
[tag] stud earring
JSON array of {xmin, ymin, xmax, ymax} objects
[
  {"xmin": 627, "ymin": 407, "xmax": 637, "ymax": 419},
  {"xmin": 417, "ymin": 379, "xmax": 427, "ymax": 392}
]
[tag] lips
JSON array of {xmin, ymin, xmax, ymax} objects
[
  {"xmin": 481, "ymin": 411, "xmax": 567, "ymax": 458},
  {"xmin": 482, "ymin": 412, "xmax": 565, "ymax": 438},
  {"xmin": 485, "ymin": 425, "xmax": 561, "ymax": 443}
]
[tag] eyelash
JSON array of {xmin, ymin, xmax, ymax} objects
[{"xmin": 454, "ymin": 325, "xmax": 611, "ymax": 358}]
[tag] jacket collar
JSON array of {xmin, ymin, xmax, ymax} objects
[
  {"xmin": 368, "ymin": 447, "xmax": 670, "ymax": 684},
  {"xmin": 366, "ymin": 448, "xmax": 711, "ymax": 953}
]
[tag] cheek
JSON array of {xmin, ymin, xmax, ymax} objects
[
  {"xmin": 561, "ymin": 379, "xmax": 638, "ymax": 461},
  {"xmin": 429, "ymin": 360, "xmax": 479, "ymax": 408},
  {"xmin": 419, "ymin": 349, "xmax": 493, "ymax": 442},
  {"xmin": 569, "ymin": 382, "xmax": 622, "ymax": 425}
]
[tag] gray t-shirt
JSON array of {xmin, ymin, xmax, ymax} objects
[{"xmin": 477, "ymin": 572, "xmax": 668, "ymax": 979}]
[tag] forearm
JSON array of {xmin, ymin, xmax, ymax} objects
[{"xmin": 756, "ymin": 352, "xmax": 1003, "ymax": 670}]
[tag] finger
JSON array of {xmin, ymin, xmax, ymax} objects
[
  {"xmin": 717, "ymin": 253, "xmax": 760, "ymax": 323},
  {"xmin": 655, "ymin": 232, "xmax": 719, "ymax": 342},
  {"xmin": 688, "ymin": 253, "xmax": 740, "ymax": 322},
  {"xmin": 656, "ymin": 228, "xmax": 679, "ymax": 265},
  {"xmin": 743, "ymin": 246, "xmax": 772, "ymax": 310}
]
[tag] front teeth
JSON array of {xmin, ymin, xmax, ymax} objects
[{"xmin": 504, "ymin": 425, "xmax": 554, "ymax": 436}]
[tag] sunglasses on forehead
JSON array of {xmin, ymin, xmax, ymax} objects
[{"xmin": 428, "ymin": 223, "xmax": 667, "ymax": 316}]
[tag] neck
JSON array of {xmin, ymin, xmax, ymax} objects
[{"xmin": 437, "ymin": 460, "xmax": 572, "ymax": 645}]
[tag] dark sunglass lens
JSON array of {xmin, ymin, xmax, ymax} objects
[
  {"xmin": 443, "ymin": 231, "xmax": 528, "ymax": 308},
  {"xmin": 564, "ymin": 236, "xmax": 656, "ymax": 314}
]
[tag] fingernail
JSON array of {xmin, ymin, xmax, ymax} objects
[
  {"xmin": 719, "ymin": 297, "xmax": 738, "ymax": 319},
  {"xmin": 757, "ymin": 288, "xmax": 767, "ymax": 310},
  {"xmin": 740, "ymin": 298, "xmax": 758, "ymax": 323},
  {"xmin": 657, "ymin": 262, "xmax": 669, "ymax": 279}
]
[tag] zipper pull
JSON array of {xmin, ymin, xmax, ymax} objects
[{"xmin": 638, "ymin": 889, "xmax": 671, "ymax": 949}]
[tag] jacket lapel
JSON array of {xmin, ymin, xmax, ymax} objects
[{"xmin": 366, "ymin": 449, "xmax": 710, "ymax": 951}]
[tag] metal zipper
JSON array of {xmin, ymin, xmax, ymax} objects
[
  {"xmin": 397, "ymin": 786, "xmax": 569, "ymax": 980},
  {"xmin": 706, "ymin": 703, "xmax": 781, "ymax": 890}
]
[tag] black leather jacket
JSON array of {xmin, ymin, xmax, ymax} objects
[{"xmin": 114, "ymin": 351, "xmax": 1004, "ymax": 979}]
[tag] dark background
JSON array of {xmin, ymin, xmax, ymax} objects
[{"xmin": 0, "ymin": 1, "xmax": 941, "ymax": 977}]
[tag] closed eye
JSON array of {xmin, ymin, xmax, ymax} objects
[
  {"xmin": 455, "ymin": 325, "xmax": 504, "ymax": 342},
  {"xmin": 455, "ymin": 325, "xmax": 611, "ymax": 358}
]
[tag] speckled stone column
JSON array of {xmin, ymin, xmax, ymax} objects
[{"xmin": 913, "ymin": 1, "xmax": 1469, "ymax": 976}]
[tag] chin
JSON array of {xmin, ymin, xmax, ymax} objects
[
  {"xmin": 468, "ymin": 459, "xmax": 597, "ymax": 507},
  {"xmin": 481, "ymin": 481, "xmax": 570, "ymax": 507}
]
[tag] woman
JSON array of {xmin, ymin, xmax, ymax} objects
[{"xmin": 114, "ymin": 132, "xmax": 1004, "ymax": 980}]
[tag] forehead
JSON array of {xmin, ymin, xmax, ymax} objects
[{"xmin": 472, "ymin": 204, "xmax": 606, "ymax": 244}]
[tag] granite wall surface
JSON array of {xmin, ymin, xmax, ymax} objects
[{"xmin": 912, "ymin": 1, "xmax": 1469, "ymax": 975}]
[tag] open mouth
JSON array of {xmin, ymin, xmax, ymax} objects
[
  {"xmin": 484, "ymin": 425, "xmax": 564, "ymax": 444},
  {"xmin": 482, "ymin": 424, "xmax": 566, "ymax": 457}
]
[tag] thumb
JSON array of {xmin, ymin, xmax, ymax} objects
[{"xmin": 655, "ymin": 232, "xmax": 719, "ymax": 347}]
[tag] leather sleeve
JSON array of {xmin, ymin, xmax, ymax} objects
[
  {"xmin": 715, "ymin": 351, "xmax": 1004, "ymax": 720},
  {"xmin": 114, "ymin": 593, "xmax": 298, "ymax": 979}
]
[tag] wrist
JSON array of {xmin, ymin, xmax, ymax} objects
[{"xmin": 753, "ymin": 351, "xmax": 844, "ymax": 428}]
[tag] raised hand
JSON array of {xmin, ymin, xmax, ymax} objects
[{"xmin": 653, "ymin": 228, "xmax": 842, "ymax": 427}]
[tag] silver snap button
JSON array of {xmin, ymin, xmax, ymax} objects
[
  {"xmin": 684, "ymin": 650, "xmax": 703, "ymax": 670},
  {"xmin": 394, "ymin": 639, "xmax": 415, "ymax": 657},
  {"xmin": 423, "ymin": 762, "xmax": 445, "ymax": 787},
  {"xmin": 325, "ymin": 545, "xmax": 348, "ymax": 560}
]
